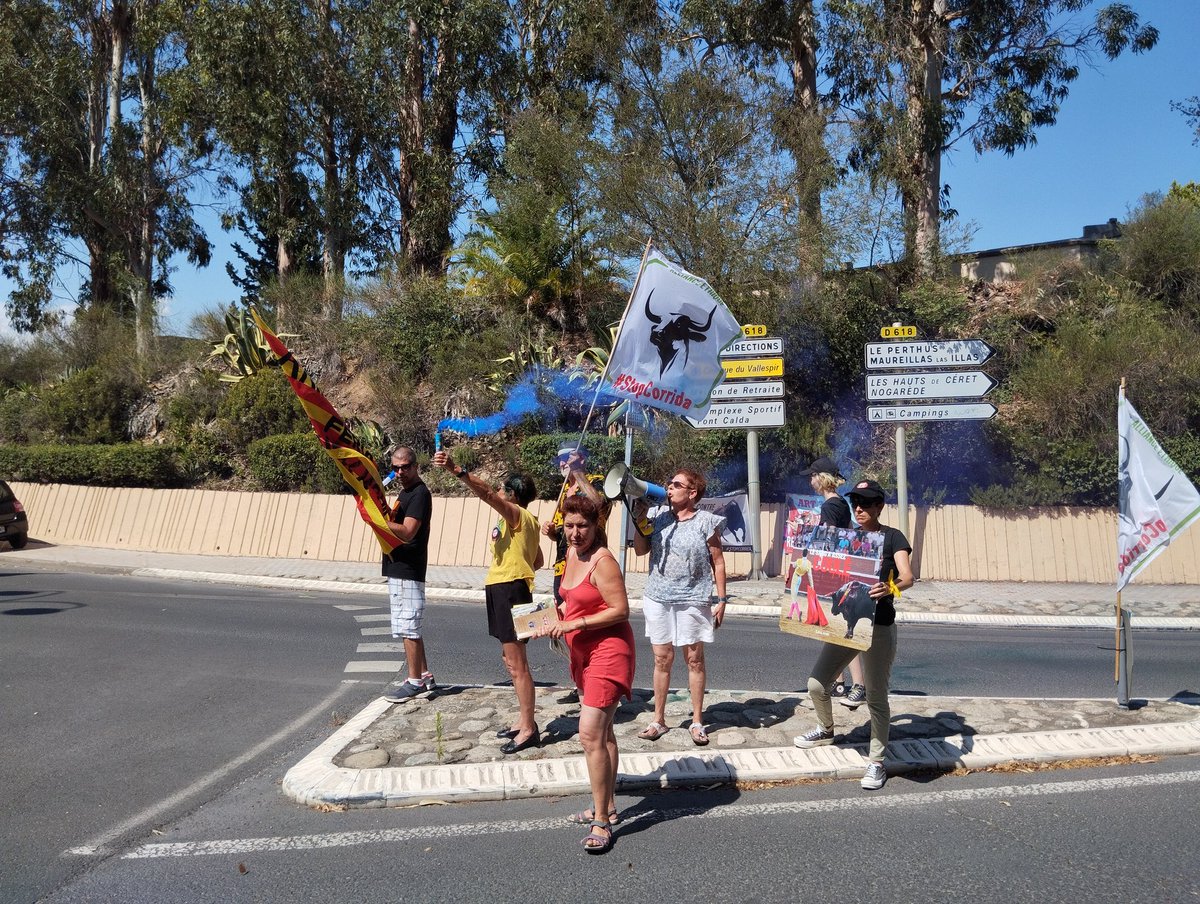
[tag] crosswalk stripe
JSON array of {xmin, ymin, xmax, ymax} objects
[
  {"xmin": 353, "ymin": 614, "xmax": 391, "ymax": 623},
  {"xmin": 360, "ymin": 626, "xmax": 392, "ymax": 636},
  {"xmin": 357, "ymin": 642, "xmax": 404, "ymax": 653},
  {"xmin": 343, "ymin": 660, "xmax": 404, "ymax": 673}
]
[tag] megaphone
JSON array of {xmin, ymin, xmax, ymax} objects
[{"xmin": 603, "ymin": 463, "xmax": 667, "ymax": 503}]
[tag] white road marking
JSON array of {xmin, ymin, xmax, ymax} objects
[
  {"xmin": 122, "ymin": 769, "xmax": 1200, "ymax": 859},
  {"xmin": 334, "ymin": 604, "xmax": 379, "ymax": 611},
  {"xmin": 64, "ymin": 684, "xmax": 353, "ymax": 858},
  {"xmin": 343, "ymin": 660, "xmax": 404, "ymax": 673},
  {"xmin": 353, "ymin": 614, "xmax": 390, "ymax": 623},
  {"xmin": 356, "ymin": 642, "xmax": 405, "ymax": 653},
  {"xmin": 360, "ymin": 626, "xmax": 392, "ymax": 636}
]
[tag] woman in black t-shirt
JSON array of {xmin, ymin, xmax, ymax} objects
[{"xmin": 793, "ymin": 479, "xmax": 913, "ymax": 792}]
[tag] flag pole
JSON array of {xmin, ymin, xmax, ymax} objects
[
  {"xmin": 1115, "ymin": 377, "xmax": 1126, "ymax": 686},
  {"xmin": 554, "ymin": 238, "xmax": 655, "ymax": 513}
]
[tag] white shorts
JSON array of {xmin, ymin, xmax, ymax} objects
[
  {"xmin": 642, "ymin": 596, "xmax": 714, "ymax": 647},
  {"xmin": 388, "ymin": 578, "xmax": 426, "ymax": 639}
]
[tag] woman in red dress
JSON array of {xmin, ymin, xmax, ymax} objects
[{"xmin": 538, "ymin": 494, "xmax": 635, "ymax": 854}]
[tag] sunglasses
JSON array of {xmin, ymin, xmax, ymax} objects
[
  {"xmin": 667, "ymin": 479, "xmax": 693, "ymax": 490},
  {"xmin": 392, "ymin": 461, "xmax": 417, "ymax": 471}
]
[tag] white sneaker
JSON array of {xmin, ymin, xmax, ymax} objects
[
  {"xmin": 861, "ymin": 762, "xmax": 887, "ymax": 790},
  {"xmin": 793, "ymin": 727, "xmax": 835, "ymax": 748}
]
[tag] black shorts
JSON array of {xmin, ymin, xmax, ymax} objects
[{"xmin": 485, "ymin": 579, "xmax": 533, "ymax": 644}]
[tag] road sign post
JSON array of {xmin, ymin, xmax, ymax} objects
[
  {"xmin": 696, "ymin": 326, "xmax": 788, "ymax": 579},
  {"xmin": 866, "ymin": 329, "xmax": 998, "ymax": 540}
]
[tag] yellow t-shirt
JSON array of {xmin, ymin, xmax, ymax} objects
[{"xmin": 486, "ymin": 507, "xmax": 541, "ymax": 588}]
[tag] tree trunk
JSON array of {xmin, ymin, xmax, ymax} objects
[
  {"xmin": 275, "ymin": 172, "xmax": 294, "ymax": 331},
  {"xmin": 903, "ymin": 0, "xmax": 947, "ymax": 276},
  {"xmin": 398, "ymin": 14, "xmax": 427, "ymax": 272},
  {"xmin": 317, "ymin": 0, "xmax": 344, "ymax": 320},
  {"xmin": 134, "ymin": 43, "xmax": 157, "ymax": 361},
  {"xmin": 788, "ymin": 0, "xmax": 825, "ymax": 277}
]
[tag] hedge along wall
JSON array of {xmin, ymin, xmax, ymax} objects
[{"xmin": 10, "ymin": 482, "xmax": 1200, "ymax": 584}]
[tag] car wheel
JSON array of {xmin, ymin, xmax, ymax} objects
[{"xmin": 8, "ymin": 533, "xmax": 28, "ymax": 549}]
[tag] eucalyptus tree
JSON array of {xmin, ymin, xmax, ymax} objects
[
  {"xmin": 186, "ymin": 0, "xmax": 380, "ymax": 326},
  {"xmin": 594, "ymin": 37, "xmax": 808, "ymax": 319},
  {"xmin": 825, "ymin": 0, "xmax": 1158, "ymax": 275},
  {"xmin": 677, "ymin": 0, "xmax": 832, "ymax": 266},
  {"xmin": 0, "ymin": 0, "xmax": 210, "ymax": 356}
]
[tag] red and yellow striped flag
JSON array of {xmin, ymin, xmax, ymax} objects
[{"xmin": 250, "ymin": 309, "xmax": 399, "ymax": 554}]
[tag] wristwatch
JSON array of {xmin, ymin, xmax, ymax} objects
[{"xmin": 456, "ymin": 466, "xmax": 471, "ymax": 479}]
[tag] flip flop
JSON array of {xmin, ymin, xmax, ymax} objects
[
  {"xmin": 689, "ymin": 722, "xmax": 709, "ymax": 746},
  {"xmin": 637, "ymin": 721, "xmax": 668, "ymax": 741},
  {"xmin": 581, "ymin": 820, "xmax": 613, "ymax": 854},
  {"xmin": 568, "ymin": 808, "xmax": 620, "ymax": 826}
]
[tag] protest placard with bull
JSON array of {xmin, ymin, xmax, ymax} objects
[{"xmin": 779, "ymin": 495, "xmax": 884, "ymax": 651}]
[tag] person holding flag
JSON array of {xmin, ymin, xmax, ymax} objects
[{"xmin": 433, "ymin": 448, "xmax": 544, "ymax": 755}]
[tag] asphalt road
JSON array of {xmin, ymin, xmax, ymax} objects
[
  {"xmin": 3, "ymin": 563, "xmax": 1197, "ymax": 903},
  {"xmin": 0, "ymin": 565, "xmax": 372, "ymax": 903}
]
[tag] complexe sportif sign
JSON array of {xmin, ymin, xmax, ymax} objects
[
  {"xmin": 865, "ymin": 371, "xmax": 997, "ymax": 401},
  {"xmin": 687, "ymin": 399, "xmax": 786, "ymax": 429},
  {"xmin": 864, "ymin": 339, "xmax": 994, "ymax": 370},
  {"xmin": 867, "ymin": 403, "xmax": 997, "ymax": 422}
]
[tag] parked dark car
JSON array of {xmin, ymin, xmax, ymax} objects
[{"xmin": 0, "ymin": 480, "xmax": 29, "ymax": 549}]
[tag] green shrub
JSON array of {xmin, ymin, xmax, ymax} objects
[
  {"xmin": 216, "ymin": 369, "xmax": 307, "ymax": 447},
  {"xmin": 345, "ymin": 276, "xmax": 462, "ymax": 382},
  {"xmin": 246, "ymin": 433, "xmax": 345, "ymax": 493},
  {"xmin": 165, "ymin": 369, "xmax": 226, "ymax": 433},
  {"xmin": 0, "ymin": 388, "xmax": 38, "ymax": 444},
  {"xmin": 33, "ymin": 365, "xmax": 144, "ymax": 444},
  {"xmin": 0, "ymin": 444, "xmax": 183, "ymax": 487},
  {"xmin": 175, "ymin": 423, "xmax": 236, "ymax": 482},
  {"xmin": 1115, "ymin": 192, "xmax": 1200, "ymax": 313}
]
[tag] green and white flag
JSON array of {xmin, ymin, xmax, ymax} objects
[{"xmin": 1117, "ymin": 394, "xmax": 1200, "ymax": 590}]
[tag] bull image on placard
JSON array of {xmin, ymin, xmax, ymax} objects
[{"xmin": 829, "ymin": 581, "xmax": 876, "ymax": 639}]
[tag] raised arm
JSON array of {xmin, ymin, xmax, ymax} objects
[{"xmin": 433, "ymin": 450, "xmax": 523, "ymax": 529}]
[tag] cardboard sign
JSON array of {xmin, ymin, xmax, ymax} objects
[
  {"xmin": 779, "ymin": 523, "xmax": 885, "ymax": 651},
  {"xmin": 511, "ymin": 598, "xmax": 558, "ymax": 640}
]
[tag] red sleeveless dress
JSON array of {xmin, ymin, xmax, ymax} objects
[{"xmin": 561, "ymin": 552, "xmax": 636, "ymax": 708}]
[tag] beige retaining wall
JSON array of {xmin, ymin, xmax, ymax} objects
[{"xmin": 11, "ymin": 482, "xmax": 1200, "ymax": 584}]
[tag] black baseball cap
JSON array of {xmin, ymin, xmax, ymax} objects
[
  {"xmin": 846, "ymin": 479, "xmax": 886, "ymax": 504},
  {"xmin": 799, "ymin": 456, "xmax": 843, "ymax": 480}
]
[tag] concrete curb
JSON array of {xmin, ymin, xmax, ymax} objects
[
  {"xmin": 281, "ymin": 693, "xmax": 1200, "ymax": 809},
  {"xmin": 129, "ymin": 567, "xmax": 1200, "ymax": 629}
]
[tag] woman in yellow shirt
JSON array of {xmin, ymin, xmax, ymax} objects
[{"xmin": 434, "ymin": 449, "xmax": 544, "ymax": 754}]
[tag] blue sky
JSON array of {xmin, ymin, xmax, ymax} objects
[{"xmin": 3, "ymin": 0, "xmax": 1197, "ymax": 339}]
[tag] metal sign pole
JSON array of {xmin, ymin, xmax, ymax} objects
[
  {"xmin": 896, "ymin": 423, "xmax": 909, "ymax": 539},
  {"xmin": 1117, "ymin": 607, "xmax": 1133, "ymax": 708},
  {"xmin": 747, "ymin": 428, "xmax": 762, "ymax": 580}
]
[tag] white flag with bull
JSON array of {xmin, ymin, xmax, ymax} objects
[
  {"xmin": 1116, "ymin": 393, "xmax": 1200, "ymax": 590},
  {"xmin": 603, "ymin": 250, "xmax": 742, "ymax": 420}
]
